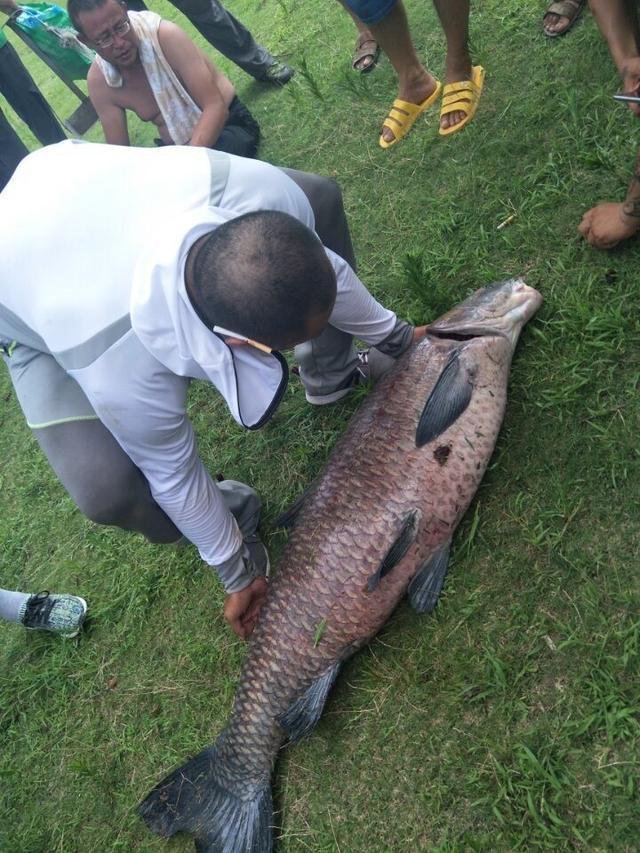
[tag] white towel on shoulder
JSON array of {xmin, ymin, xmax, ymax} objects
[{"xmin": 96, "ymin": 11, "xmax": 201, "ymax": 145}]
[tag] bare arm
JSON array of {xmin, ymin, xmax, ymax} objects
[
  {"xmin": 589, "ymin": 0, "xmax": 640, "ymax": 75},
  {"xmin": 589, "ymin": 0, "xmax": 640, "ymax": 117},
  {"xmin": 87, "ymin": 64, "xmax": 130, "ymax": 146},
  {"xmin": 622, "ymin": 148, "xmax": 640, "ymax": 218},
  {"xmin": 157, "ymin": 20, "xmax": 231, "ymax": 148}
]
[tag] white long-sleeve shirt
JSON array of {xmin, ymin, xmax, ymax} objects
[{"xmin": 0, "ymin": 141, "xmax": 397, "ymax": 571}]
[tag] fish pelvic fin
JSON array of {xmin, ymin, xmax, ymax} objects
[
  {"xmin": 273, "ymin": 487, "xmax": 310, "ymax": 529},
  {"xmin": 415, "ymin": 350, "xmax": 473, "ymax": 448},
  {"xmin": 138, "ymin": 744, "xmax": 272, "ymax": 853},
  {"xmin": 407, "ymin": 539, "xmax": 451, "ymax": 614},
  {"xmin": 367, "ymin": 509, "xmax": 421, "ymax": 592},
  {"xmin": 278, "ymin": 661, "xmax": 341, "ymax": 744}
]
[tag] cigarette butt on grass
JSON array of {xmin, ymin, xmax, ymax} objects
[{"xmin": 497, "ymin": 213, "xmax": 516, "ymax": 231}]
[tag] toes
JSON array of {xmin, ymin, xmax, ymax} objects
[
  {"xmin": 382, "ymin": 126, "xmax": 396, "ymax": 144},
  {"xmin": 354, "ymin": 54, "xmax": 374, "ymax": 72},
  {"xmin": 440, "ymin": 108, "xmax": 467, "ymax": 130},
  {"xmin": 543, "ymin": 13, "xmax": 570, "ymax": 33}
]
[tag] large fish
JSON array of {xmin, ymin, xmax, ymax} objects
[{"xmin": 139, "ymin": 278, "xmax": 542, "ymax": 852}]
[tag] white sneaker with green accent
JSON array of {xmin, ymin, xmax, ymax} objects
[{"xmin": 20, "ymin": 591, "xmax": 88, "ymax": 638}]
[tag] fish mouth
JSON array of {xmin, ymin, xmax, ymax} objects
[
  {"xmin": 427, "ymin": 327, "xmax": 501, "ymax": 342},
  {"xmin": 426, "ymin": 279, "xmax": 542, "ymax": 344}
]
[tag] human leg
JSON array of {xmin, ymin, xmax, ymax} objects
[
  {"xmin": 336, "ymin": 0, "xmax": 380, "ymax": 72},
  {"xmin": 276, "ymin": 167, "xmax": 360, "ymax": 398},
  {"xmin": 2, "ymin": 341, "xmax": 181, "ymax": 543},
  {"xmin": 33, "ymin": 419, "xmax": 183, "ymax": 543},
  {"xmin": 589, "ymin": 0, "xmax": 640, "ymax": 82},
  {"xmin": 278, "ymin": 167, "xmax": 415, "ymax": 401},
  {"xmin": 167, "ymin": 0, "xmax": 292, "ymax": 82},
  {"xmin": 0, "ymin": 106, "xmax": 28, "ymax": 190},
  {"xmin": 36, "ymin": 426, "xmax": 271, "ymax": 555},
  {"xmin": 0, "ymin": 589, "xmax": 30, "ymax": 623},
  {"xmin": 216, "ymin": 480, "xmax": 269, "ymax": 575},
  {"xmin": 0, "ymin": 41, "xmax": 65, "ymax": 146},
  {"xmin": 279, "ymin": 167, "xmax": 357, "ymax": 268},
  {"xmin": 1, "ymin": 588, "xmax": 87, "ymax": 636},
  {"xmin": 431, "ymin": 0, "xmax": 477, "ymax": 132},
  {"xmin": 363, "ymin": 1, "xmax": 440, "ymax": 145},
  {"xmin": 212, "ymin": 97, "xmax": 261, "ymax": 158}
]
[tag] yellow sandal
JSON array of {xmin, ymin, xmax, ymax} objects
[
  {"xmin": 379, "ymin": 80, "xmax": 442, "ymax": 149},
  {"xmin": 439, "ymin": 65, "xmax": 485, "ymax": 137}
]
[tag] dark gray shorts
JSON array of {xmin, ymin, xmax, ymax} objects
[{"xmin": 2, "ymin": 344, "xmax": 96, "ymax": 429}]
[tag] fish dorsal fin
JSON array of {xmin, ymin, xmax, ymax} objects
[
  {"xmin": 407, "ymin": 539, "xmax": 451, "ymax": 613},
  {"xmin": 416, "ymin": 349, "xmax": 473, "ymax": 448},
  {"xmin": 367, "ymin": 509, "xmax": 420, "ymax": 592}
]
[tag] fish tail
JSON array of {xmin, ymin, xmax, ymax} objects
[{"xmin": 138, "ymin": 744, "xmax": 272, "ymax": 853}]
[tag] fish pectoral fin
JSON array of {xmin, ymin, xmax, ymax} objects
[
  {"xmin": 367, "ymin": 509, "xmax": 421, "ymax": 592},
  {"xmin": 416, "ymin": 349, "xmax": 473, "ymax": 447},
  {"xmin": 278, "ymin": 661, "xmax": 341, "ymax": 744},
  {"xmin": 407, "ymin": 539, "xmax": 451, "ymax": 614}
]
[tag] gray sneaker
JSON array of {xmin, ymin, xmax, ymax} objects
[
  {"xmin": 20, "ymin": 591, "xmax": 88, "ymax": 638},
  {"xmin": 245, "ymin": 535, "xmax": 271, "ymax": 579},
  {"xmin": 304, "ymin": 349, "xmax": 397, "ymax": 406}
]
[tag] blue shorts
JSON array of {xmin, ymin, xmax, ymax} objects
[{"xmin": 342, "ymin": 0, "xmax": 397, "ymax": 26}]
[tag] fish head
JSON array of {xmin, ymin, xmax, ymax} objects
[{"xmin": 427, "ymin": 278, "xmax": 542, "ymax": 348}]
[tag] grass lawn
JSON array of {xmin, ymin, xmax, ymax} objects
[{"xmin": 1, "ymin": 0, "xmax": 639, "ymax": 849}]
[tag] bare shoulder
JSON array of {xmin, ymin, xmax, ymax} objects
[
  {"xmin": 157, "ymin": 18, "xmax": 205, "ymax": 62},
  {"xmin": 157, "ymin": 19, "xmax": 193, "ymax": 50},
  {"xmin": 87, "ymin": 61, "xmax": 113, "ymax": 104}
]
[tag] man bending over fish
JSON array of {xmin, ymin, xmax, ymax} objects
[{"xmin": 0, "ymin": 141, "xmax": 425, "ymax": 638}]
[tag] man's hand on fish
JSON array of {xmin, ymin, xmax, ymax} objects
[
  {"xmin": 224, "ymin": 577, "xmax": 269, "ymax": 639},
  {"xmin": 412, "ymin": 325, "xmax": 428, "ymax": 343},
  {"xmin": 578, "ymin": 202, "xmax": 640, "ymax": 249}
]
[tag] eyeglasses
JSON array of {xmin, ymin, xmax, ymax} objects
[{"xmin": 93, "ymin": 17, "xmax": 130, "ymax": 48}]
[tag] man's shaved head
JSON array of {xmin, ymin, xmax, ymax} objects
[{"xmin": 187, "ymin": 211, "xmax": 337, "ymax": 350}]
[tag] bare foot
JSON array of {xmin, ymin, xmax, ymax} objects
[
  {"xmin": 541, "ymin": 0, "xmax": 584, "ymax": 36},
  {"xmin": 542, "ymin": 11, "xmax": 570, "ymax": 35},
  {"xmin": 381, "ymin": 70, "xmax": 439, "ymax": 145},
  {"xmin": 353, "ymin": 30, "xmax": 379, "ymax": 73},
  {"xmin": 439, "ymin": 59, "xmax": 472, "ymax": 133}
]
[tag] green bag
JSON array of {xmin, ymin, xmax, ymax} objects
[{"xmin": 13, "ymin": 2, "xmax": 95, "ymax": 80}]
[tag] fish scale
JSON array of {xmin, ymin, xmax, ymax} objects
[{"xmin": 139, "ymin": 279, "xmax": 542, "ymax": 852}]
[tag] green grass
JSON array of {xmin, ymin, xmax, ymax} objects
[{"xmin": 1, "ymin": 0, "xmax": 639, "ymax": 849}]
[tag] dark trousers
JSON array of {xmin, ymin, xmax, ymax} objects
[
  {"xmin": 0, "ymin": 40, "xmax": 65, "ymax": 191},
  {"xmin": 126, "ymin": 0, "xmax": 274, "ymax": 78},
  {"xmin": 155, "ymin": 97, "xmax": 261, "ymax": 158},
  {"xmin": 213, "ymin": 96, "xmax": 260, "ymax": 158},
  {"xmin": 0, "ymin": 110, "xmax": 28, "ymax": 192}
]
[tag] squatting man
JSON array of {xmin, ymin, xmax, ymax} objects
[
  {"xmin": 70, "ymin": 0, "xmax": 261, "ymax": 157},
  {"xmin": 0, "ymin": 141, "xmax": 426, "ymax": 638}
]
